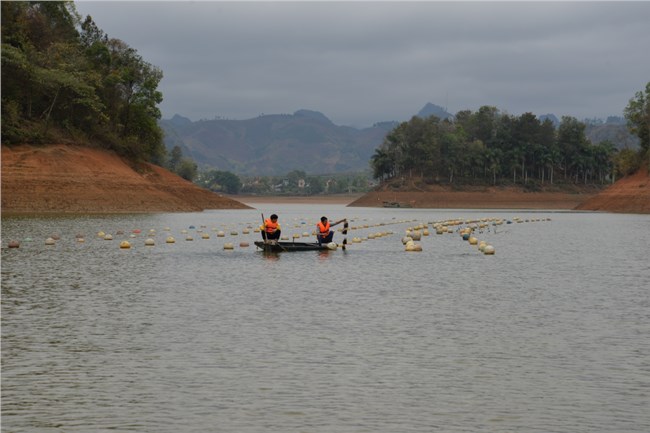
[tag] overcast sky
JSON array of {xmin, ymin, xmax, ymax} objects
[{"xmin": 74, "ymin": 1, "xmax": 650, "ymax": 127}]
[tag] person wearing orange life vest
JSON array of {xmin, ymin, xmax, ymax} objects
[
  {"xmin": 260, "ymin": 214, "xmax": 281, "ymax": 241},
  {"xmin": 316, "ymin": 216, "xmax": 346, "ymax": 244}
]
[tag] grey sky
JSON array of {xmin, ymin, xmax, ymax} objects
[{"xmin": 74, "ymin": 1, "xmax": 650, "ymax": 127}]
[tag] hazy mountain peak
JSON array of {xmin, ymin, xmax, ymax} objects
[
  {"xmin": 293, "ymin": 109, "xmax": 333, "ymax": 125},
  {"xmin": 417, "ymin": 103, "xmax": 453, "ymax": 120}
]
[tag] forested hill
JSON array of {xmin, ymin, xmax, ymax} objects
[
  {"xmin": 160, "ymin": 105, "xmax": 638, "ymax": 177},
  {"xmin": 159, "ymin": 110, "xmax": 398, "ymax": 176}
]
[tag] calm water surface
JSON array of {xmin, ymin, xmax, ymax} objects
[{"xmin": 2, "ymin": 205, "xmax": 649, "ymax": 432}]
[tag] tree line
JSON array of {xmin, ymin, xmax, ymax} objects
[
  {"xmin": 371, "ymin": 84, "xmax": 650, "ymax": 187},
  {"xmin": 2, "ymin": 1, "xmax": 165, "ymax": 164}
]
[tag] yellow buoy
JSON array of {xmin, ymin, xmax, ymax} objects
[
  {"xmin": 201, "ymin": 233, "xmax": 210, "ymax": 239},
  {"xmin": 104, "ymin": 234, "xmax": 113, "ymax": 241},
  {"xmin": 119, "ymin": 240, "xmax": 131, "ymax": 249},
  {"xmin": 145, "ymin": 238, "xmax": 155, "ymax": 246},
  {"xmin": 166, "ymin": 236, "xmax": 175, "ymax": 243},
  {"xmin": 223, "ymin": 242, "xmax": 234, "ymax": 250},
  {"xmin": 468, "ymin": 236, "xmax": 478, "ymax": 245},
  {"xmin": 217, "ymin": 231, "xmax": 225, "ymax": 237},
  {"xmin": 484, "ymin": 245, "xmax": 495, "ymax": 255}
]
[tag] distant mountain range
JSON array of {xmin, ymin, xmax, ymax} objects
[{"xmin": 160, "ymin": 104, "xmax": 637, "ymax": 176}]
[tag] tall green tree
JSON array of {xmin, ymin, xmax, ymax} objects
[
  {"xmin": 1, "ymin": 1, "xmax": 165, "ymax": 164},
  {"xmin": 624, "ymin": 82, "xmax": 650, "ymax": 168}
]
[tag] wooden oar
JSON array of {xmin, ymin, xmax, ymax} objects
[{"xmin": 341, "ymin": 219, "xmax": 348, "ymax": 250}]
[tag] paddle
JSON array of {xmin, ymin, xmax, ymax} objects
[{"xmin": 341, "ymin": 219, "xmax": 348, "ymax": 250}]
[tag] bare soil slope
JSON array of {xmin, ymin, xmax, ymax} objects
[
  {"xmin": 575, "ymin": 169, "xmax": 650, "ymax": 214},
  {"xmin": 1, "ymin": 144, "xmax": 251, "ymax": 214},
  {"xmin": 349, "ymin": 180, "xmax": 597, "ymax": 210}
]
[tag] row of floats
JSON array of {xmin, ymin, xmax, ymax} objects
[
  {"xmin": 399, "ymin": 216, "xmax": 551, "ymax": 254},
  {"xmin": 5, "ymin": 216, "xmax": 550, "ymax": 254}
]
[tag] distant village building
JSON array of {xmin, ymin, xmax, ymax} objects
[{"xmin": 298, "ymin": 179, "xmax": 305, "ymax": 188}]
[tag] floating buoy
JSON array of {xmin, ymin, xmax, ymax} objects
[
  {"xmin": 293, "ymin": 233, "xmax": 301, "ymax": 239},
  {"xmin": 45, "ymin": 237, "xmax": 56, "ymax": 245},
  {"xmin": 116, "ymin": 230, "xmax": 124, "ymax": 235},
  {"xmin": 50, "ymin": 234, "xmax": 61, "ymax": 240},
  {"xmin": 223, "ymin": 242, "xmax": 234, "ymax": 250},
  {"xmin": 217, "ymin": 231, "xmax": 225, "ymax": 237},
  {"xmin": 166, "ymin": 236, "xmax": 175, "ymax": 243},
  {"xmin": 186, "ymin": 236, "xmax": 194, "ymax": 241},
  {"xmin": 189, "ymin": 225, "xmax": 196, "ymax": 230},
  {"xmin": 145, "ymin": 238, "xmax": 155, "ymax": 246},
  {"xmin": 468, "ymin": 237, "xmax": 478, "ymax": 245},
  {"xmin": 401, "ymin": 236, "xmax": 413, "ymax": 245},
  {"xmin": 302, "ymin": 232, "xmax": 310, "ymax": 237},
  {"xmin": 405, "ymin": 241, "xmax": 422, "ymax": 252},
  {"xmin": 242, "ymin": 229, "xmax": 250, "ymax": 234},
  {"xmin": 77, "ymin": 238, "xmax": 85, "ymax": 243},
  {"xmin": 281, "ymin": 235, "xmax": 289, "ymax": 241},
  {"xmin": 132, "ymin": 229, "xmax": 142, "ymax": 234},
  {"xmin": 97, "ymin": 231, "xmax": 105, "ymax": 238},
  {"xmin": 327, "ymin": 242, "xmax": 338, "ymax": 250},
  {"xmin": 104, "ymin": 234, "xmax": 113, "ymax": 241},
  {"xmin": 201, "ymin": 233, "xmax": 210, "ymax": 239},
  {"xmin": 484, "ymin": 245, "xmax": 495, "ymax": 255},
  {"xmin": 8, "ymin": 241, "xmax": 20, "ymax": 248},
  {"xmin": 239, "ymin": 241, "xmax": 249, "ymax": 247},
  {"xmin": 119, "ymin": 240, "xmax": 131, "ymax": 249},
  {"xmin": 410, "ymin": 231, "xmax": 422, "ymax": 241}
]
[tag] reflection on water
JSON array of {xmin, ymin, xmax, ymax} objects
[{"xmin": 2, "ymin": 206, "xmax": 650, "ymax": 432}]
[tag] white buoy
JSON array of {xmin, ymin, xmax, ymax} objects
[
  {"xmin": 217, "ymin": 231, "xmax": 225, "ymax": 237},
  {"xmin": 327, "ymin": 242, "xmax": 338, "ymax": 250},
  {"xmin": 484, "ymin": 245, "xmax": 495, "ymax": 255},
  {"xmin": 104, "ymin": 234, "xmax": 113, "ymax": 241},
  {"xmin": 45, "ymin": 237, "xmax": 56, "ymax": 245}
]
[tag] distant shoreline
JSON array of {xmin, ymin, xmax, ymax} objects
[{"xmin": 228, "ymin": 194, "xmax": 363, "ymax": 206}]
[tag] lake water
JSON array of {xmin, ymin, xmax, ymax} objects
[{"xmin": 2, "ymin": 205, "xmax": 649, "ymax": 432}]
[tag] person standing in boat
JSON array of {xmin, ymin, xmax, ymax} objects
[
  {"xmin": 316, "ymin": 216, "xmax": 346, "ymax": 244},
  {"xmin": 261, "ymin": 214, "xmax": 281, "ymax": 241}
]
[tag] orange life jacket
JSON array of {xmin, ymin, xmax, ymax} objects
[
  {"xmin": 317, "ymin": 221, "xmax": 330, "ymax": 235},
  {"xmin": 264, "ymin": 219, "xmax": 279, "ymax": 233}
]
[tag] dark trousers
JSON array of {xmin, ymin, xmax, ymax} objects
[
  {"xmin": 262, "ymin": 230, "xmax": 281, "ymax": 240},
  {"xmin": 317, "ymin": 231, "xmax": 333, "ymax": 244}
]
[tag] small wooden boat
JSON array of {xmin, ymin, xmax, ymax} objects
[{"xmin": 254, "ymin": 240, "xmax": 332, "ymax": 252}]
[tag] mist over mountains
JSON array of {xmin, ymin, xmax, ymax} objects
[{"xmin": 160, "ymin": 104, "xmax": 637, "ymax": 176}]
